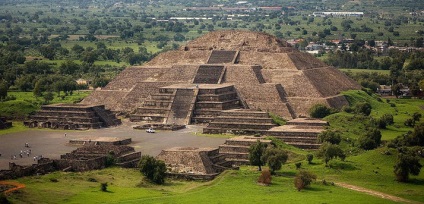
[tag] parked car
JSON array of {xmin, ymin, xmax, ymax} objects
[{"xmin": 146, "ymin": 128, "xmax": 155, "ymax": 133}]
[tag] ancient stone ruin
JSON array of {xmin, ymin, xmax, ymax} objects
[
  {"xmin": 24, "ymin": 104, "xmax": 121, "ymax": 130},
  {"xmin": 0, "ymin": 143, "xmax": 141, "ymax": 180},
  {"xmin": 82, "ymin": 30, "xmax": 360, "ymax": 129},
  {"xmin": 0, "ymin": 117, "xmax": 12, "ymax": 129},
  {"xmin": 156, "ymin": 137, "xmax": 272, "ymax": 180}
]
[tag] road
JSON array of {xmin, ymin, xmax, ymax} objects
[{"xmin": 0, "ymin": 121, "xmax": 228, "ymax": 170}]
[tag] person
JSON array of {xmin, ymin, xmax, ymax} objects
[{"xmin": 65, "ymin": 133, "xmax": 67, "ymax": 137}]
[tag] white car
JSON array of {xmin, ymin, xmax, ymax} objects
[{"xmin": 146, "ymin": 128, "xmax": 155, "ymax": 133}]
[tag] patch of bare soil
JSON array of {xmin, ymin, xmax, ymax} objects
[{"xmin": 336, "ymin": 182, "xmax": 422, "ymax": 204}]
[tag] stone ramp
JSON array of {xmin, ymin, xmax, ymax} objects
[
  {"xmin": 207, "ymin": 50, "xmax": 238, "ymax": 64},
  {"xmin": 193, "ymin": 65, "xmax": 225, "ymax": 84},
  {"xmin": 167, "ymin": 89, "xmax": 196, "ymax": 125}
]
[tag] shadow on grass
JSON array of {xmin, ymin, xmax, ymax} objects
[
  {"xmin": 408, "ymin": 178, "xmax": 424, "ymax": 185},
  {"xmin": 328, "ymin": 161, "xmax": 360, "ymax": 171}
]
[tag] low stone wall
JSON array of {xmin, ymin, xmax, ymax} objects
[{"xmin": 54, "ymin": 157, "xmax": 106, "ymax": 172}]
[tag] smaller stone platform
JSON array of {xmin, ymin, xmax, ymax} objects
[
  {"xmin": 69, "ymin": 137, "xmax": 132, "ymax": 146},
  {"xmin": 133, "ymin": 124, "xmax": 185, "ymax": 131},
  {"xmin": 267, "ymin": 118, "xmax": 327, "ymax": 149},
  {"xmin": 25, "ymin": 103, "xmax": 121, "ymax": 130}
]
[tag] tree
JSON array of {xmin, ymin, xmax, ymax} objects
[
  {"xmin": 43, "ymin": 91, "xmax": 54, "ymax": 103},
  {"xmin": 394, "ymin": 149, "xmax": 422, "ymax": 182},
  {"xmin": 317, "ymin": 142, "xmax": 346, "ymax": 165},
  {"xmin": 249, "ymin": 140, "xmax": 268, "ymax": 171},
  {"xmin": 33, "ymin": 80, "xmax": 42, "ymax": 98},
  {"xmin": 59, "ymin": 60, "xmax": 80, "ymax": 75},
  {"xmin": 358, "ymin": 128, "xmax": 382, "ymax": 150},
  {"xmin": 0, "ymin": 80, "xmax": 8, "ymax": 100},
  {"xmin": 318, "ymin": 130, "xmax": 341, "ymax": 144},
  {"xmin": 294, "ymin": 170, "xmax": 317, "ymax": 191},
  {"xmin": 309, "ymin": 104, "xmax": 333, "ymax": 118},
  {"xmin": 262, "ymin": 148, "xmax": 288, "ymax": 174},
  {"xmin": 139, "ymin": 155, "xmax": 166, "ymax": 184}
]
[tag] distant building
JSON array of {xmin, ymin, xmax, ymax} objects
[{"xmin": 312, "ymin": 12, "xmax": 364, "ymax": 17}]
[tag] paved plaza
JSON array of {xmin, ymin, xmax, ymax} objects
[{"xmin": 0, "ymin": 121, "xmax": 228, "ymax": 170}]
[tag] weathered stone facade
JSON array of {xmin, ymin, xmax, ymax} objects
[
  {"xmin": 24, "ymin": 104, "xmax": 121, "ymax": 130},
  {"xmin": 82, "ymin": 30, "xmax": 360, "ymax": 125},
  {"xmin": 0, "ymin": 117, "xmax": 12, "ymax": 129}
]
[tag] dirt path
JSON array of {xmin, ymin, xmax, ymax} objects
[
  {"xmin": 0, "ymin": 181, "xmax": 26, "ymax": 195},
  {"xmin": 336, "ymin": 182, "xmax": 422, "ymax": 204}
]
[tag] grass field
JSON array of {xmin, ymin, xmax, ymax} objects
[{"xmin": 6, "ymin": 166, "xmax": 405, "ymax": 204}]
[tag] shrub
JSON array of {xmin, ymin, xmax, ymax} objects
[
  {"xmin": 405, "ymin": 118, "xmax": 415, "ymax": 127},
  {"xmin": 358, "ymin": 128, "xmax": 382, "ymax": 150},
  {"xmin": 309, "ymin": 104, "xmax": 334, "ymax": 118},
  {"xmin": 0, "ymin": 193, "xmax": 10, "ymax": 204},
  {"xmin": 294, "ymin": 170, "xmax": 317, "ymax": 191},
  {"xmin": 257, "ymin": 169, "xmax": 272, "ymax": 185},
  {"xmin": 295, "ymin": 162, "xmax": 302, "ymax": 169},
  {"xmin": 100, "ymin": 182, "xmax": 108, "ymax": 192},
  {"xmin": 306, "ymin": 154, "xmax": 314, "ymax": 164},
  {"xmin": 49, "ymin": 178, "xmax": 58, "ymax": 182},
  {"xmin": 354, "ymin": 102, "xmax": 372, "ymax": 116},
  {"xmin": 381, "ymin": 114, "xmax": 394, "ymax": 125},
  {"xmin": 318, "ymin": 130, "xmax": 342, "ymax": 144},
  {"xmin": 139, "ymin": 155, "xmax": 167, "ymax": 184}
]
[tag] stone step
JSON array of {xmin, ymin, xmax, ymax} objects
[
  {"xmin": 267, "ymin": 131, "xmax": 320, "ymax": 137},
  {"xmin": 219, "ymin": 145, "xmax": 250, "ymax": 153},
  {"xmin": 220, "ymin": 152, "xmax": 249, "ymax": 160},
  {"xmin": 218, "ymin": 111, "xmax": 270, "ymax": 118},
  {"xmin": 203, "ymin": 127, "xmax": 269, "ymax": 135},
  {"xmin": 224, "ymin": 138, "xmax": 271, "ymax": 146},
  {"xmin": 212, "ymin": 117, "xmax": 274, "ymax": 124},
  {"xmin": 207, "ymin": 122, "xmax": 276, "ymax": 129}
]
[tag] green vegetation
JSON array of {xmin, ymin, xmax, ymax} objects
[
  {"xmin": 0, "ymin": 91, "xmax": 91, "ymax": 119},
  {"xmin": 7, "ymin": 167, "xmax": 403, "ymax": 204}
]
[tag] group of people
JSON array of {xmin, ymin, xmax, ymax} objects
[{"xmin": 10, "ymin": 143, "xmax": 32, "ymax": 160}]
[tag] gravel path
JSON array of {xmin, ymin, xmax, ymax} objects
[{"xmin": 0, "ymin": 121, "xmax": 228, "ymax": 170}]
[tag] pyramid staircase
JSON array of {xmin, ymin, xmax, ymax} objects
[
  {"xmin": 191, "ymin": 85, "xmax": 244, "ymax": 124},
  {"xmin": 207, "ymin": 50, "xmax": 238, "ymax": 64},
  {"xmin": 130, "ymin": 87, "xmax": 175, "ymax": 123}
]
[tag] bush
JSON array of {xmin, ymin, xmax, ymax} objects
[
  {"xmin": 358, "ymin": 128, "xmax": 382, "ymax": 150},
  {"xmin": 318, "ymin": 130, "xmax": 342, "ymax": 144},
  {"xmin": 294, "ymin": 170, "xmax": 317, "ymax": 191},
  {"xmin": 309, "ymin": 104, "xmax": 334, "ymax": 118},
  {"xmin": 354, "ymin": 102, "xmax": 372, "ymax": 116},
  {"xmin": 295, "ymin": 162, "xmax": 302, "ymax": 169},
  {"xmin": 257, "ymin": 169, "xmax": 272, "ymax": 185},
  {"xmin": 381, "ymin": 114, "xmax": 394, "ymax": 125},
  {"xmin": 139, "ymin": 155, "xmax": 167, "ymax": 184},
  {"xmin": 100, "ymin": 182, "xmax": 108, "ymax": 192},
  {"xmin": 0, "ymin": 193, "xmax": 10, "ymax": 204},
  {"xmin": 306, "ymin": 154, "xmax": 314, "ymax": 164}
]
